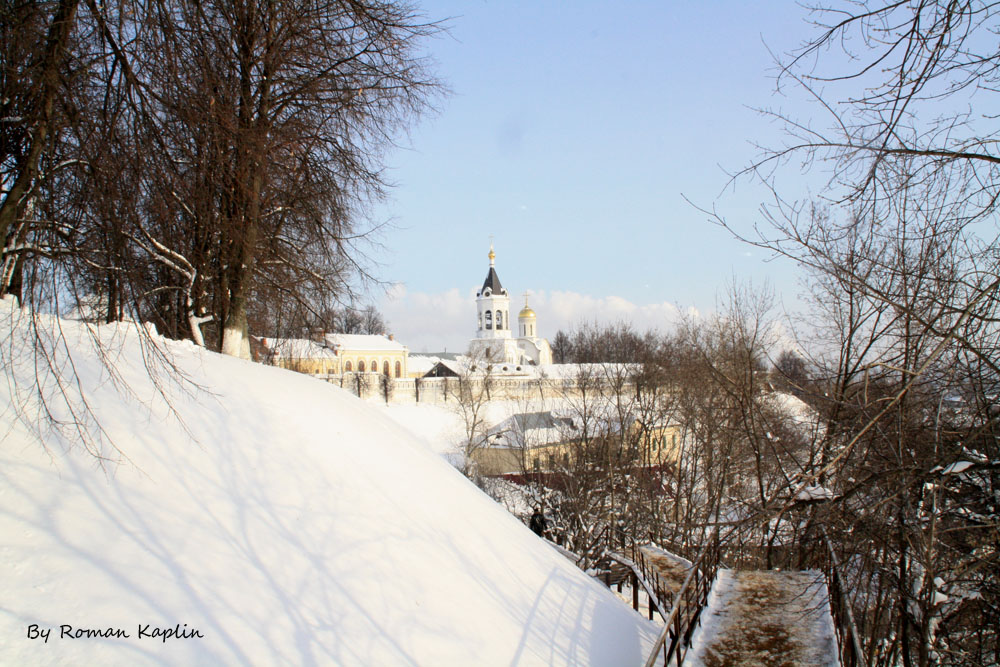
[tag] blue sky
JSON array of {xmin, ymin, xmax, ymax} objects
[{"xmin": 370, "ymin": 1, "xmax": 818, "ymax": 352}]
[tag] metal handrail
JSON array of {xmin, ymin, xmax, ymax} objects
[
  {"xmin": 821, "ymin": 528, "xmax": 866, "ymax": 667},
  {"xmin": 631, "ymin": 527, "xmax": 862, "ymax": 666},
  {"xmin": 605, "ymin": 550, "xmax": 669, "ymax": 623},
  {"xmin": 642, "ymin": 531, "xmax": 721, "ymax": 667}
]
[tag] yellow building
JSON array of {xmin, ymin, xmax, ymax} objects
[
  {"xmin": 471, "ymin": 411, "xmax": 680, "ymax": 476},
  {"xmin": 262, "ymin": 333, "xmax": 408, "ymax": 378},
  {"xmin": 262, "ymin": 337, "xmax": 340, "ymax": 375},
  {"xmin": 329, "ymin": 333, "xmax": 408, "ymax": 378}
]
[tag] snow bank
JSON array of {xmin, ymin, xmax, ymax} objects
[
  {"xmin": 0, "ymin": 305, "xmax": 657, "ymax": 665},
  {"xmin": 374, "ymin": 402, "xmax": 467, "ymax": 455},
  {"xmin": 374, "ymin": 397, "xmax": 570, "ymax": 458}
]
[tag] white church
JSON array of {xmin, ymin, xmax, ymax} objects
[{"xmin": 468, "ymin": 245, "xmax": 553, "ymax": 366}]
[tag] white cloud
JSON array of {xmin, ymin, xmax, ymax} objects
[
  {"xmin": 379, "ymin": 286, "xmax": 686, "ymax": 354},
  {"xmin": 534, "ymin": 290, "xmax": 684, "ymax": 335},
  {"xmin": 379, "ymin": 285, "xmax": 474, "ymax": 353}
]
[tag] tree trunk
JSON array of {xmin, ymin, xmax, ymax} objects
[{"xmin": 221, "ymin": 294, "xmax": 250, "ymax": 359}]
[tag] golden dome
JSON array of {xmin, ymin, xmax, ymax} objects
[{"xmin": 519, "ymin": 292, "xmax": 536, "ymax": 319}]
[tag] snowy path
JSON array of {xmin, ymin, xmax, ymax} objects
[{"xmin": 685, "ymin": 569, "xmax": 838, "ymax": 667}]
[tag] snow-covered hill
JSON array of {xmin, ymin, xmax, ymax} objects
[{"xmin": 0, "ymin": 300, "xmax": 657, "ymax": 665}]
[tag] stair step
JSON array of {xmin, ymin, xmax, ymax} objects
[{"xmin": 685, "ymin": 569, "xmax": 838, "ymax": 666}]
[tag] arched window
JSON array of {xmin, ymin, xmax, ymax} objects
[
  {"xmin": 358, "ymin": 360, "xmax": 365, "ymax": 372},
  {"xmin": 345, "ymin": 360, "xmax": 352, "ymax": 372},
  {"xmin": 395, "ymin": 361, "xmax": 401, "ymax": 378},
  {"xmin": 485, "ymin": 311, "xmax": 492, "ymax": 329},
  {"xmin": 496, "ymin": 310, "xmax": 503, "ymax": 330},
  {"xmin": 371, "ymin": 359, "xmax": 377, "ymax": 373},
  {"xmin": 383, "ymin": 361, "xmax": 390, "ymax": 376}
]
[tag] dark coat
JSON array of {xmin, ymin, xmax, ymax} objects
[{"xmin": 529, "ymin": 510, "xmax": 547, "ymax": 536}]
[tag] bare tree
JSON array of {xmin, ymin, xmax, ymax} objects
[
  {"xmin": 0, "ymin": 0, "xmax": 80, "ymax": 281},
  {"xmin": 551, "ymin": 330, "xmax": 571, "ymax": 364},
  {"xmin": 0, "ymin": 0, "xmax": 442, "ymax": 470},
  {"xmin": 327, "ymin": 305, "xmax": 387, "ymax": 335},
  {"xmin": 710, "ymin": 3, "xmax": 1000, "ymax": 663},
  {"xmin": 18, "ymin": 0, "xmax": 440, "ymax": 354},
  {"xmin": 449, "ymin": 349, "xmax": 498, "ymax": 481}
]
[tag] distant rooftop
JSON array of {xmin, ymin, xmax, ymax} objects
[
  {"xmin": 261, "ymin": 338, "xmax": 337, "ymax": 359},
  {"xmin": 407, "ymin": 355, "xmax": 440, "ymax": 374},
  {"xmin": 479, "ymin": 266, "xmax": 506, "ymax": 297},
  {"xmin": 324, "ymin": 333, "xmax": 407, "ymax": 352},
  {"xmin": 421, "ymin": 351, "xmax": 461, "ymax": 360}
]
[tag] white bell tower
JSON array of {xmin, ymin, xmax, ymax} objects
[
  {"xmin": 475, "ymin": 243, "xmax": 512, "ymax": 341},
  {"xmin": 469, "ymin": 241, "xmax": 552, "ymax": 366}
]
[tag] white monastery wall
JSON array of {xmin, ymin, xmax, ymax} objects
[{"xmin": 321, "ymin": 373, "xmax": 634, "ymax": 405}]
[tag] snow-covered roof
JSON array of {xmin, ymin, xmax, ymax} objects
[
  {"xmin": 324, "ymin": 332, "xmax": 406, "ymax": 352},
  {"xmin": 511, "ymin": 412, "xmax": 574, "ymax": 432},
  {"xmin": 796, "ymin": 485, "xmax": 835, "ymax": 502},
  {"xmin": 407, "ymin": 355, "xmax": 441, "ymax": 374},
  {"xmin": 769, "ymin": 391, "xmax": 819, "ymax": 427},
  {"xmin": 941, "ymin": 460, "xmax": 975, "ymax": 475},
  {"xmin": 486, "ymin": 411, "xmax": 576, "ymax": 448},
  {"xmin": 262, "ymin": 337, "xmax": 337, "ymax": 359},
  {"xmin": 419, "ymin": 359, "xmax": 465, "ymax": 377},
  {"xmin": 433, "ymin": 359, "xmax": 464, "ymax": 376}
]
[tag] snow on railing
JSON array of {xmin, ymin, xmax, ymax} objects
[
  {"xmin": 548, "ymin": 525, "xmax": 726, "ymax": 664},
  {"xmin": 546, "ymin": 528, "xmax": 669, "ymax": 622},
  {"xmin": 604, "ymin": 551, "xmax": 668, "ymax": 623}
]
